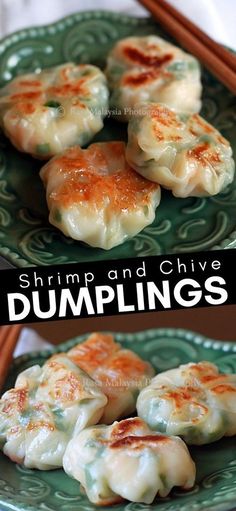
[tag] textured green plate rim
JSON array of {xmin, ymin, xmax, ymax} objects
[
  {"xmin": 0, "ymin": 10, "xmax": 235, "ymax": 268},
  {"xmin": 1, "ymin": 328, "xmax": 236, "ymax": 511}
]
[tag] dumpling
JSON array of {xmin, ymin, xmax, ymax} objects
[
  {"xmin": 35, "ymin": 354, "xmax": 107, "ymax": 432},
  {"xmin": 67, "ymin": 332, "xmax": 120, "ymax": 373},
  {"xmin": 68, "ymin": 332, "xmax": 154, "ymax": 423},
  {"xmin": 137, "ymin": 361, "xmax": 236, "ymax": 445},
  {"xmin": 106, "ymin": 35, "xmax": 202, "ymax": 121},
  {"xmin": 93, "ymin": 349, "xmax": 154, "ymax": 423},
  {"xmin": 63, "ymin": 416, "xmax": 196, "ymax": 505},
  {"xmin": 126, "ymin": 103, "xmax": 235, "ymax": 197},
  {"xmin": 40, "ymin": 141, "xmax": 161, "ymax": 250},
  {"xmin": 0, "ymin": 63, "xmax": 109, "ymax": 158},
  {"xmin": 0, "ymin": 354, "xmax": 107, "ymax": 469}
]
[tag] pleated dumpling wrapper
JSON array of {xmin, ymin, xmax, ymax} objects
[
  {"xmin": 63, "ymin": 417, "xmax": 196, "ymax": 505},
  {"xmin": 40, "ymin": 141, "xmax": 161, "ymax": 250},
  {"xmin": 68, "ymin": 333, "xmax": 154, "ymax": 423},
  {"xmin": 126, "ymin": 103, "xmax": 235, "ymax": 197},
  {"xmin": 0, "ymin": 354, "xmax": 107, "ymax": 469},
  {"xmin": 137, "ymin": 361, "xmax": 236, "ymax": 445},
  {"xmin": 106, "ymin": 35, "xmax": 202, "ymax": 121},
  {"xmin": 0, "ymin": 63, "xmax": 109, "ymax": 158}
]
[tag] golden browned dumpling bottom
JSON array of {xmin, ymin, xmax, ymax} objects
[
  {"xmin": 63, "ymin": 417, "xmax": 196, "ymax": 505},
  {"xmin": 126, "ymin": 103, "xmax": 235, "ymax": 197},
  {"xmin": 0, "ymin": 63, "xmax": 109, "ymax": 158},
  {"xmin": 40, "ymin": 141, "xmax": 161, "ymax": 250},
  {"xmin": 68, "ymin": 333, "xmax": 154, "ymax": 423},
  {"xmin": 106, "ymin": 35, "xmax": 202, "ymax": 121},
  {"xmin": 0, "ymin": 354, "xmax": 107, "ymax": 470},
  {"xmin": 137, "ymin": 361, "xmax": 236, "ymax": 444}
]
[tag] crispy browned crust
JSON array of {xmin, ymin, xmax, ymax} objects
[
  {"xmin": 122, "ymin": 45, "xmax": 173, "ymax": 68},
  {"xmin": 46, "ymin": 143, "xmax": 158, "ymax": 210},
  {"xmin": 110, "ymin": 417, "xmax": 144, "ymax": 439},
  {"xmin": 1, "ymin": 388, "xmax": 28, "ymax": 414},
  {"xmin": 110, "ymin": 434, "xmax": 171, "ymax": 450},
  {"xmin": 68, "ymin": 333, "xmax": 154, "ymax": 392},
  {"xmin": 95, "ymin": 495, "xmax": 124, "ymax": 506},
  {"xmin": 68, "ymin": 333, "xmax": 119, "ymax": 373},
  {"xmin": 2, "ymin": 64, "xmax": 92, "ymax": 116}
]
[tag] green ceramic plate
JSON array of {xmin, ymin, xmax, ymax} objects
[
  {"xmin": 0, "ymin": 11, "xmax": 236, "ymax": 267},
  {"xmin": 1, "ymin": 328, "xmax": 236, "ymax": 511}
]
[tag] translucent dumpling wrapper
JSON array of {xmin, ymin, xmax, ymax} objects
[
  {"xmin": 137, "ymin": 361, "xmax": 236, "ymax": 445},
  {"xmin": 63, "ymin": 416, "xmax": 196, "ymax": 505},
  {"xmin": 40, "ymin": 141, "xmax": 161, "ymax": 250},
  {"xmin": 0, "ymin": 63, "xmax": 109, "ymax": 158},
  {"xmin": 0, "ymin": 354, "xmax": 107, "ymax": 469},
  {"xmin": 68, "ymin": 333, "xmax": 154, "ymax": 423},
  {"xmin": 126, "ymin": 103, "xmax": 235, "ymax": 197},
  {"xmin": 105, "ymin": 35, "xmax": 202, "ymax": 121}
]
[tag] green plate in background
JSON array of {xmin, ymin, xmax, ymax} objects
[
  {"xmin": 1, "ymin": 328, "xmax": 236, "ymax": 511},
  {"xmin": 0, "ymin": 11, "xmax": 236, "ymax": 267}
]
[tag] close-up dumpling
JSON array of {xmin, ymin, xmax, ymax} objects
[
  {"xmin": 0, "ymin": 354, "xmax": 107, "ymax": 469},
  {"xmin": 106, "ymin": 35, "xmax": 202, "ymax": 121},
  {"xmin": 68, "ymin": 332, "xmax": 154, "ymax": 423},
  {"xmin": 40, "ymin": 141, "xmax": 161, "ymax": 250},
  {"xmin": 137, "ymin": 361, "xmax": 236, "ymax": 445},
  {"xmin": 63, "ymin": 416, "xmax": 196, "ymax": 505},
  {"xmin": 0, "ymin": 63, "xmax": 109, "ymax": 158},
  {"xmin": 126, "ymin": 103, "xmax": 235, "ymax": 197},
  {"xmin": 93, "ymin": 349, "xmax": 154, "ymax": 423},
  {"xmin": 67, "ymin": 332, "xmax": 119, "ymax": 373}
]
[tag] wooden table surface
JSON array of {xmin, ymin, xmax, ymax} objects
[{"xmin": 27, "ymin": 305, "xmax": 236, "ymax": 345}]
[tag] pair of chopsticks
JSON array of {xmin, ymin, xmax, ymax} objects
[
  {"xmin": 0, "ymin": 325, "xmax": 22, "ymax": 393},
  {"xmin": 137, "ymin": 0, "xmax": 236, "ymax": 94}
]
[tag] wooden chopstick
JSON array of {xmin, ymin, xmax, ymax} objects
[
  {"xmin": 0, "ymin": 326, "xmax": 13, "ymax": 351},
  {"xmin": 148, "ymin": 0, "xmax": 236, "ymax": 72},
  {"xmin": 137, "ymin": 0, "xmax": 236, "ymax": 94},
  {"xmin": 0, "ymin": 325, "xmax": 22, "ymax": 393}
]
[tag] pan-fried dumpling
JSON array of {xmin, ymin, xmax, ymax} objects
[
  {"xmin": 68, "ymin": 333, "xmax": 154, "ymax": 423},
  {"xmin": 94, "ymin": 349, "xmax": 154, "ymax": 423},
  {"xmin": 67, "ymin": 333, "xmax": 120, "ymax": 373},
  {"xmin": 40, "ymin": 141, "xmax": 161, "ymax": 250},
  {"xmin": 0, "ymin": 354, "xmax": 107, "ymax": 469},
  {"xmin": 0, "ymin": 63, "xmax": 109, "ymax": 158},
  {"xmin": 106, "ymin": 35, "xmax": 202, "ymax": 121},
  {"xmin": 137, "ymin": 361, "xmax": 236, "ymax": 445},
  {"xmin": 126, "ymin": 103, "xmax": 234, "ymax": 197},
  {"xmin": 63, "ymin": 417, "xmax": 196, "ymax": 505}
]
